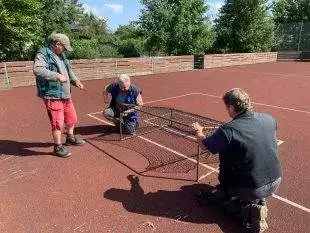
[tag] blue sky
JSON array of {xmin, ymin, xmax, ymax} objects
[{"xmin": 80, "ymin": 0, "xmax": 224, "ymax": 31}]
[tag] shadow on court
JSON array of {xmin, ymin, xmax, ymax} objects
[
  {"xmin": 0, "ymin": 140, "xmax": 53, "ymax": 156},
  {"xmin": 104, "ymin": 175, "xmax": 242, "ymax": 233}
]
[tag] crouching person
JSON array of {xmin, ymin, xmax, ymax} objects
[
  {"xmin": 192, "ymin": 88, "xmax": 282, "ymax": 233},
  {"xmin": 103, "ymin": 74, "xmax": 143, "ymax": 134}
]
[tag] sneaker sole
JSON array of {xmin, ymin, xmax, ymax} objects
[
  {"xmin": 54, "ymin": 152, "xmax": 72, "ymax": 158},
  {"xmin": 65, "ymin": 142, "xmax": 86, "ymax": 146}
]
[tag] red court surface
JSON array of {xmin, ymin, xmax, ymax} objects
[{"xmin": 1, "ymin": 62, "xmax": 310, "ymax": 232}]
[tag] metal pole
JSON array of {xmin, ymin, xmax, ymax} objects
[
  {"xmin": 169, "ymin": 108, "xmax": 173, "ymax": 127},
  {"xmin": 151, "ymin": 57, "xmax": 155, "ymax": 74},
  {"xmin": 196, "ymin": 144, "xmax": 201, "ymax": 182},
  {"xmin": 119, "ymin": 115, "xmax": 123, "ymax": 141},
  {"xmin": 297, "ymin": 20, "xmax": 304, "ymax": 51},
  {"xmin": 179, "ymin": 57, "xmax": 182, "ymax": 71},
  {"xmin": 137, "ymin": 108, "xmax": 190, "ymax": 128},
  {"xmin": 115, "ymin": 59, "xmax": 118, "ymax": 76}
]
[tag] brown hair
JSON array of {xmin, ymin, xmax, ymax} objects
[{"xmin": 222, "ymin": 88, "xmax": 252, "ymax": 113}]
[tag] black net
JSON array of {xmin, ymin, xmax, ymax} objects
[
  {"xmin": 91, "ymin": 106, "xmax": 222, "ymax": 175},
  {"xmin": 120, "ymin": 106, "xmax": 221, "ymax": 140},
  {"xmin": 88, "ymin": 106, "xmax": 221, "ymax": 181}
]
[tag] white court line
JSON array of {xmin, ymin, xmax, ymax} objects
[
  {"xmin": 87, "ymin": 113, "xmax": 310, "ymax": 213},
  {"xmin": 196, "ymin": 93, "xmax": 310, "ymax": 115},
  {"xmin": 0, "ymin": 155, "xmax": 13, "ymax": 163},
  {"xmin": 144, "ymin": 119, "xmax": 197, "ymax": 141},
  {"xmin": 87, "ymin": 113, "xmax": 218, "ymax": 173},
  {"xmin": 144, "ymin": 93, "xmax": 200, "ymax": 105},
  {"xmin": 227, "ymin": 69, "xmax": 309, "ymax": 79},
  {"xmin": 87, "ymin": 93, "xmax": 200, "ymax": 115},
  {"xmin": 145, "ymin": 116, "xmax": 283, "ymax": 146},
  {"xmin": 173, "ymin": 111, "xmax": 222, "ymax": 126},
  {"xmin": 198, "ymin": 170, "xmax": 218, "ymax": 181},
  {"xmin": 272, "ymin": 194, "xmax": 310, "ymax": 213},
  {"xmin": 144, "ymin": 113, "xmax": 171, "ymax": 122},
  {"xmin": 89, "ymin": 92, "xmax": 310, "ymax": 115}
]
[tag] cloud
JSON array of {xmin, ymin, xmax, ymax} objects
[
  {"xmin": 104, "ymin": 3, "xmax": 124, "ymax": 14},
  {"xmin": 82, "ymin": 3, "xmax": 105, "ymax": 17},
  {"xmin": 208, "ymin": 2, "xmax": 224, "ymax": 20},
  {"xmin": 82, "ymin": 3, "xmax": 124, "ymax": 16}
]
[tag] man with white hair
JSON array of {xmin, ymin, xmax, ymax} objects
[{"xmin": 103, "ymin": 74, "xmax": 143, "ymax": 134}]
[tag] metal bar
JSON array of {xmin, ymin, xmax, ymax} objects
[
  {"xmin": 297, "ymin": 20, "xmax": 304, "ymax": 51},
  {"xmin": 196, "ymin": 144, "xmax": 201, "ymax": 182},
  {"xmin": 119, "ymin": 116, "xmax": 123, "ymax": 141},
  {"xmin": 120, "ymin": 124, "xmax": 169, "ymax": 141},
  {"xmin": 115, "ymin": 59, "xmax": 118, "ymax": 76},
  {"xmin": 140, "ymin": 107, "xmax": 223, "ymax": 125},
  {"xmin": 169, "ymin": 108, "xmax": 173, "ymax": 127},
  {"xmin": 151, "ymin": 57, "xmax": 154, "ymax": 74},
  {"xmin": 138, "ymin": 108, "xmax": 191, "ymax": 128}
]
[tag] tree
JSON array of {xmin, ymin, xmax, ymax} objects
[
  {"xmin": 115, "ymin": 24, "xmax": 144, "ymax": 57},
  {"xmin": 272, "ymin": 0, "xmax": 310, "ymax": 51},
  {"xmin": 272, "ymin": 0, "xmax": 310, "ymax": 25},
  {"xmin": 40, "ymin": 0, "xmax": 84, "ymax": 39},
  {"xmin": 213, "ymin": 0, "xmax": 275, "ymax": 53},
  {"xmin": 138, "ymin": 0, "xmax": 212, "ymax": 56},
  {"xmin": 69, "ymin": 12, "xmax": 108, "ymax": 40},
  {"xmin": 0, "ymin": 0, "xmax": 43, "ymax": 60}
]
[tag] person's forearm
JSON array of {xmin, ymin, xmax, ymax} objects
[
  {"xmin": 103, "ymin": 90, "xmax": 109, "ymax": 103},
  {"xmin": 136, "ymin": 94, "xmax": 143, "ymax": 106},
  {"xmin": 195, "ymin": 130, "xmax": 206, "ymax": 149}
]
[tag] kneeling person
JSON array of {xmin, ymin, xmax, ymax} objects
[
  {"xmin": 103, "ymin": 74, "xmax": 143, "ymax": 134},
  {"xmin": 192, "ymin": 88, "xmax": 282, "ymax": 233}
]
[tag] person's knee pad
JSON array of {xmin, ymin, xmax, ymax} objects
[{"xmin": 104, "ymin": 108, "xmax": 115, "ymax": 118}]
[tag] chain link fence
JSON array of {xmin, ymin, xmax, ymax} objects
[
  {"xmin": 277, "ymin": 21, "xmax": 310, "ymax": 60},
  {"xmin": 277, "ymin": 21, "xmax": 310, "ymax": 51}
]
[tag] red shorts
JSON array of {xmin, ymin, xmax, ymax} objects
[{"xmin": 44, "ymin": 99, "xmax": 78, "ymax": 131}]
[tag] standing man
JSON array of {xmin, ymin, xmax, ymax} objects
[
  {"xmin": 192, "ymin": 88, "xmax": 282, "ymax": 233},
  {"xmin": 33, "ymin": 33, "xmax": 85, "ymax": 158}
]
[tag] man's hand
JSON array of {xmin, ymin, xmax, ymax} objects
[
  {"xmin": 76, "ymin": 81, "xmax": 84, "ymax": 90},
  {"xmin": 121, "ymin": 108, "xmax": 135, "ymax": 116},
  {"xmin": 191, "ymin": 122, "xmax": 204, "ymax": 133},
  {"xmin": 57, "ymin": 74, "xmax": 67, "ymax": 83},
  {"xmin": 191, "ymin": 122, "xmax": 206, "ymax": 150}
]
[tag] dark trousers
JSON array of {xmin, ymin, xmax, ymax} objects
[
  {"xmin": 116, "ymin": 119, "xmax": 139, "ymax": 134},
  {"xmin": 122, "ymin": 120, "xmax": 139, "ymax": 134},
  {"xmin": 217, "ymin": 178, "xmax": 282, "ymax": 224},
  {"xmin": 227, "ymin": 177, "xmax": 282, "ymax": 205}
]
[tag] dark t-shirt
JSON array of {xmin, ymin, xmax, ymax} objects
[{"xmin": 106, "ymin": 83, "xmax": 142, "ymax": 121}]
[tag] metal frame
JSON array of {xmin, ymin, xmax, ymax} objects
[{"xmin": 118, "ymin": 107, "xmax": 222, "ymax": 182}]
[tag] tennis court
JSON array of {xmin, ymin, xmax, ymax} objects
[{"xmin": 0, "ymin": 61, "xmax": 309, "ymax": 232}]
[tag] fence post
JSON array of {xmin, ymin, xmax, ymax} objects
[
  {"xmin": 115, "ymin": 59, "xmax": 118, "ymax": 76},
  {"xmin": 297, "ymin": 20, "xmax": 304, "ymax": 51},
  {"xmin": 4, "ymin": 62, "xmax": 10, "ymax": 89},
  {"xmin": 151, "ymin": 57, "xmax": 155, "ymax": 74}
]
